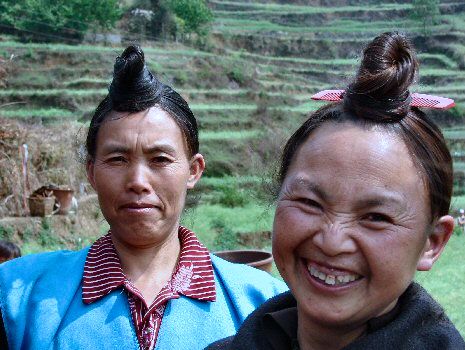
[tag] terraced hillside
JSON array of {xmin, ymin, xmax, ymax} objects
[
  {"xmin": 2, "ymin": 1, "xmax": 465, "ymax": 184},
  {"xmin": 1, "ymin": 0, "xmax": 465, "ymax": 334}
]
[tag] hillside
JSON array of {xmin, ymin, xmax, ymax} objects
[
  {"xmin": 1, "ymin": 0, "xmax": 465, "ymax": 231},
  {"xmin": 0, "ymin": 0, "xmax": 465, "ymax": 335}
]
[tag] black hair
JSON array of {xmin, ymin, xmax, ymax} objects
[
  {"xmin": 86, "ymin": 45, "xmax": 199, "ymax": 160},
  {"xmin": 278, "ymin": 32, "xmax": 452, "ymax": 221},
  {"xmin": 0, "ymin": 240, "xmax": 21, "ymax": 260}
]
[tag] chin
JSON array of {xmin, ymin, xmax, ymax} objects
[{"xmin": 298, "ymin": 301, "xmax": 364, "ymax": 330}]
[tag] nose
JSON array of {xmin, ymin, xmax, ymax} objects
[
  {"xmin": 312, "ymin": 221, "xmax": 357, "ymax": 257},
  {"xmin": 125, "ymin": 163, "xmax": 152, "ymax": 195}
]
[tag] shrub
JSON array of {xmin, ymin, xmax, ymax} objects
[
  {"xmin": 217, "ymin": 185, "xmax": 248, "ymax": 208},
  {"xmin": 0, "ymin": 225, "xmax": 15, "ymax": 241},
  {"xmin": 167, "ymin": 0, "xmax": 213, "ymax": 38},
  {"xmin": 212, "ymin": 219, "xmax": 238, "ymax": 251},
  {"xmin": 0, "ymin": 0, "xmax": 122, "ymax": 43}
]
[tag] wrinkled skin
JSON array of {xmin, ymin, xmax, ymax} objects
[{"xmin": 273, "ymin": 122, "xmax": 454, "ymax": 349}]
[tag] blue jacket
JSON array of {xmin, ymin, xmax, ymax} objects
[{"xmin": 0, "ymin": 248, "xmax": 287, "ymax": 350}]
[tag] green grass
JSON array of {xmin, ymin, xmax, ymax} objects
[
  {"xmin": 0, "ymin": 108, "xmax": 75, "ymax": 119},
  {"xmin": 226, "ymin": 49, "xmax": 357, "ymax": 66},
  {"xmin": 0, "ymin": 41, "xmax": 216, "ymax": 58},
  {"xmin": 0, "ymin": 88, "xmax": 107, "ymax": 97},
  {"xmin": 444, "ymin": 130, "xmax": 465, "ymax": 140},
  {"xmin": 191, "ymin": 103, "xmax": 258, "ymax": 111},
  {"xmin": 286, "ymin": 100, "xmax": 327, "ymax": 113},
  {"xmin": 418, "ymin": 53, "xmax": 459, "ymax": 69},
  {"xmin": 199, "ymin": 175, "xmax": 263, "ymax": 189},
  {"xmin": 451, "ymin": 195, "xmax": 465, "ymax": 211},
  {"xmin": 181, "ymin": 202, "xmax": 275, "ymax": 248},
  {"xmin": 211, "ymin": 1, "xmax": 412, "ymax": 14},
  {"xmin": 200, "ymin": 129, "xmax": 261, "ymax": 141},
  {"xmin": 214, "ymin": 18, "xmax": 418, "ymax": 34},
  {"xmin": 416, "ymin": 233, "xmax": 465, "ymax": 336}
]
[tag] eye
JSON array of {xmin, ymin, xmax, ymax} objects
[
  {"xmin": 107, "ymin": 156, "xmax": 126, "ymax": 164},
  {"xmin": 297, "ymin": 198, "xmax": 323, "ymax": 210},
  {"xmin": 361, "ymin": 213, "xmax": 393, "ymax": 229},
  {"xmin": 363, "ymin": 213, "xmax": 391, "ymax": 222},
  {"xmin": 151, "ymin": 155, "xmax": 172, "ymax": 164}
]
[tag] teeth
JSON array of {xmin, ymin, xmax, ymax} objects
[
  {"xmin": 307, "ymin": 264, "xmax": 360, "ymax": 286},
  {"xmin": 325, "ymin": 275, "xmax": 335, "ymax": 285}
]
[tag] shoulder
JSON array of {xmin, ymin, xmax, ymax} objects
[
  {"xmin": 205, "ymin": 291, "xmax": 295, "ymax": 350},
  {"xmin": 403, "ymin": 283, "xmax": 465, "ymax": 348},
  {"xmin": 0, "ymin": 248, "xmax": 89, "ymax": 288},
  {"xmin": 211, "ymin": 254, "xmax": 288, "ymax": 295},
  {"xmin": 353, "ymin": 283, "xmax": 465, "ymax": 349}
]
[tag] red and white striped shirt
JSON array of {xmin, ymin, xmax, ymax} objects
[{"xmin": 82, "ymin": 226, "xmax": 216, "ymax": 350}]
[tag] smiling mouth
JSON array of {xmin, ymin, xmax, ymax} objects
[{"xmin": 306, "ymin": 262, "xmax": 362, "ymax": 287}]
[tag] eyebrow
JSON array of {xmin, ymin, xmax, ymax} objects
[
  {"xmin": 353, "ymin": 196, "xmax": 404, "ymax": 211},
  {"xmin": 100, "ymin": 143, "xmax": 177, "ymax": 155},
  {"xmin": 290, "ymin": 178, "xmax": 404, "ymax": 209},
  {"xmin": 290, "ymin": 178, "xmax": 330, "ymax": 202}
]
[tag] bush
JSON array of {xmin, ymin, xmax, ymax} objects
[
  {"xmin": 217, "ymin": 185, "xmax": 248, "ymax": 208},
  {"xmin": 212, "ymin": 219, "xmax": 238, "ymax": 251},
  {"xmin": 0, "ymin": 225, "xmax": 14, "ymax": 241},
  {"xmin": 0, "ymin": 0, "xmax": 122, "ymax": 43},
  {"xmin": 167, "ymin": 0, "xmax": 213, "ymax": 38}
]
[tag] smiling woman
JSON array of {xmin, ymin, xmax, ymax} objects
[
  {"xmin": 206, "ymin": 32, "xmax": 465, "ymax": 350},
  {"xmin": 0, "ymin": 45, "xmax": 287, "ymax": 350}
]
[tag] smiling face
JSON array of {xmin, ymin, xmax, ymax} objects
[
  {"xmin": 86, "ymin": 107, "xmax": 204, "ymax": 247},
  {"xmin": 273, "ymin": 122, "xmax": 438, "ymax": 333}
]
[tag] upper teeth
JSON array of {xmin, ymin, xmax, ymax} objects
[{"xmin": 308, "ymin": 265, "xmax": 359, "ymax": 286}]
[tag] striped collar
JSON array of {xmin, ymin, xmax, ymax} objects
[{"xmin": 82, "ymin": 226, "xmax": 216, "ymax": 304}]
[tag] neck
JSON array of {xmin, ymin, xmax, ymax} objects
[
  {"xmin": 112, "ymin": 226, "xmax": 181, "ymax": 305},
  {"xmin": 297, "ymin": 313, "xmax": 366, "ymax": 350}
]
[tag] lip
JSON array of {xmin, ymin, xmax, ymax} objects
[
  {"xmin": 306, "ymin": 259, "xmax": 360, "ymax": 276},
  {"xmin": 301, "ymin": 259, "xmax": 363, "ymax": 293},
  {"xmin": 119, "ymin": 202, "xmax": 159, "ymax": 212}
]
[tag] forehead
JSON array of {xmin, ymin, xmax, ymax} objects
[
  {"xmin": 286, "ymin": 122, "xmax": 426, "ymax": 201},
  {"xmin": 96, "ymin": 107, "xmax": 186, "ymax": 152}
]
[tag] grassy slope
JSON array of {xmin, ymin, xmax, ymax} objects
[{"xmin": 1, "ymin": 0, "xmax": 464, "ymax": 336}]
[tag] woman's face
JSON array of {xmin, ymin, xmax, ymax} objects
[
  {"xmin": 86, "ymin": 107, "xmax": 204, "ymax": 247},
  {"xmin": 273, "ymin": 122, "xmax": 444, "ymax": 331}
]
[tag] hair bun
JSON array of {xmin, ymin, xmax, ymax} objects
[
  {"xmin": 344, "ymin": 32, "xmax": 418, "ymax": 122},
  {"xmin": 114, "ymin": 45, "xmax": 145, "ymax": 82},
  {"xmin": 109, "ymin": 45, "xmax": 159, "ymax": 111}
]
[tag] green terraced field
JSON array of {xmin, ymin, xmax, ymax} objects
[{"xmin": 1, "ymin": 0, "xmax": 465, "ymax": 337}]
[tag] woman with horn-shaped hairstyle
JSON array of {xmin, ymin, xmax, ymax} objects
[
  {"xmin": 207, "ymin": 32, "xmax": 464, "ymax": 350},
  {"xmin": 0, "ymin": 45, "xmax": 287, "ymax": 350}
]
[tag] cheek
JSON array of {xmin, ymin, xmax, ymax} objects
[
  {"xmin": 272, "ymin": 207, "xmax": 308, "ymax": 268},
  {"xmin": 362, "ymin": 232, "xmax": 426, "ymax": 284}
]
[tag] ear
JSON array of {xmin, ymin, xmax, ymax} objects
[
  {"xmin": 86, "ymin": 159, "xmax": 97, "ymax": 191},
  {"xmin": 417, "ymin": 215, "xmax": 454, "ymax": 271},
  {"xmin": 187, "ymin": 153, "xmax": 205, "ymax": 189}
]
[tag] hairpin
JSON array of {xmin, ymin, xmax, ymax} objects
[{"xmin": 311, "ymin": 90, "xmax": 455, "ymax": 110}]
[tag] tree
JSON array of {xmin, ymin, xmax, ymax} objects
[
  {"xmin": 0, "ymin": 0, "xmax": 122, "ymax": 43},
  {"xmin": 167, "ymin": 0, "xmax": 213, "ymax": 38},
  {"xmin": 410, "ymin": 0, "xmax": 440, "ymax": 35}
]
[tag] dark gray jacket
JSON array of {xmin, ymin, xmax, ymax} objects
[{"xmin": 206, "ymin": 282, "xmax": 465, "ymax": 350}]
